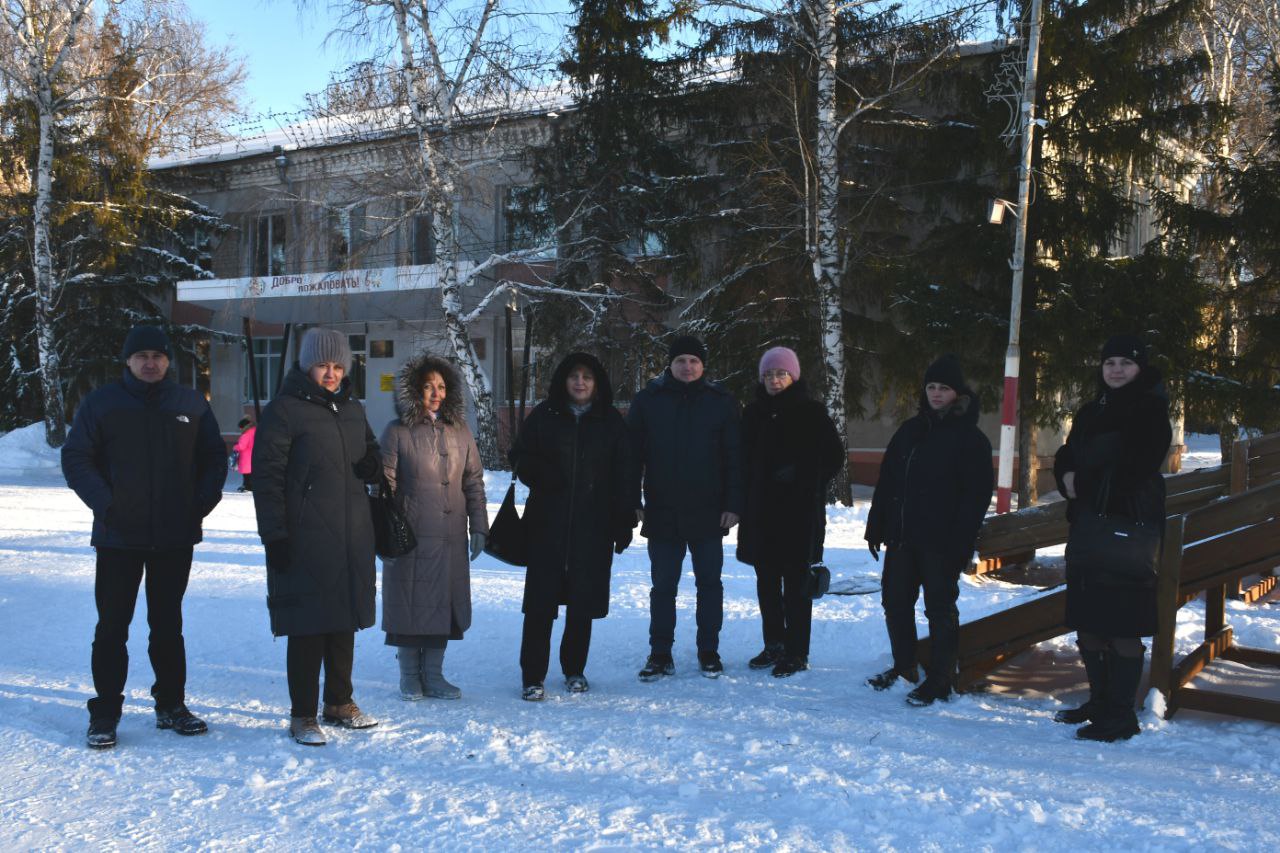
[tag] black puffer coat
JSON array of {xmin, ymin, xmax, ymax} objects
[
  {"xmin": 512, "ymin": 354, "xmax": 634, "ymax": 619},
  {"xmin": 865, "ymin": 389, "xmax": 994, "ymax": 566},
  {"xmin": 252, "ymin": 366, "xmax": 379, "ymax": 637},
  {"xmin": 62, "ymin": 371, "xmax": 227, "ymax": 550},
  {"xmin": 627, "ymin": 371, "xmax": 744, "ymax": 540},
  {"xmin": 1054, "ymin": 366, "xmax": 1172, "ymax": 637},
  {"xmin": 736, "ymin": 379, "xmax": 845, "ymax": 568}
]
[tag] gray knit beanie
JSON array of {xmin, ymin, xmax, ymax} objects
[{"xmin": 298, "ymin": 327, "xmax": 351, "ymax": 373}]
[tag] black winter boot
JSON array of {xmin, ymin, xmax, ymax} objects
[
  {"xmin": 1054, "ymin": 646, "xmax": 1108, "ymax": 724},
  {"xmin": 1076, "ymin": 650, "xmax": 1144, "ymax": 743}
]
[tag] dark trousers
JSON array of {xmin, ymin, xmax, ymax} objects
[
  {"xmin": 519, "ymin": 608, "xmax": 593, "ymax": 685},
  {"xmin": 754, "ymin": 562, "xmax": 812, "ymax": 658},
  {"xmin": 88, "ymin": 546, "xmax": 193, "ymax": 720},
  {"xmin": 648, "ymin": 536, "xmax": 723, "ymax": 654},
  {"xmin": 881, "ymin": 541, "xmax": 962, "ymax": 682},
  {"xmin": 286, "ymin": 632, "xmax": 355, "ymax": 718}
]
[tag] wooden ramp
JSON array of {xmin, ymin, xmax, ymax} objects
[{"xmin": 918, "ymin": 432, "xmax": 1280, "ymax": 721}]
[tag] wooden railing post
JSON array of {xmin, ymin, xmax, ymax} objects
[{"xmin": 1150, "ymin": 515, "xmax": 1185, "ymax": 713}]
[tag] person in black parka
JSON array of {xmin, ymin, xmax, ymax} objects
[
  {"xmin": 62, "ymin": 325, "xmax": 227, "ymax": 749},
  {"xmin": 1052, "ymin": 334, "xmax": 1172, "ymax": 743},
  {"xmin": 628, "ymin": 335, "xmax": 744, "ymax": 680},
  {"xmin": 511, "ymin": 353, "xmax": 634, "ymax": 699},
  {"xmin": 252, "ymin": 327, "xmax": 383, "ymax": 746},
  {"xmin": 737, "ymin": 347, "xmax": 845, "ymax": 678},
  {"xmin": 865, "ymin": 354, "xmax": 993, "ymax": 706}
]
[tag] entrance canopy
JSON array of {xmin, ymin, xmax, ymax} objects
[{"xmin": 177, "ymin": 262, "xmax": 477, "ymax": 325}]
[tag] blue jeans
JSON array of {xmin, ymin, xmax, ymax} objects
[{"xmin": 648, "ymin": 537, "xmax": 723, "ymax": 654}]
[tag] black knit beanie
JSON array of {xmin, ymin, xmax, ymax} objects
[
  {"xmin": 923, "ymin": 354, "xmax": 964, "ymax": 390},
  {"xmin": 668, "ymin": 334, "xmax": 708, "ymax": 366},
  {"xmin": 1100, "ymin": 334, "xmax": 1148, "ymax": 367},
  {"xmin": 121, "ymin": 325, "xmax": 172, "ymax": 360}
]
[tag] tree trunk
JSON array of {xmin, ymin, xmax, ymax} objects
[
  {"xmin": 34, "ymin": 95, "xmax": 67, "ymax": 447},
  {"xmin": 391, "ymin": 0, "xmax": 501, "ymax": 468},
  {"xmin": 812, "ymin": 0, "xmax": 850, "ymax": 505},
  {"xmin": 1017, "ymin": 357, "xmax": 1038, "ymax": 508}
]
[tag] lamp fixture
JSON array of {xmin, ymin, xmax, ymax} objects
[
  {"xmin": 987, "ymin": 197, "xmax": 1020, "ymax": 225},
  {"xmin": 272, "ymin": 145, "xmax": 289, "ymax": 184}
]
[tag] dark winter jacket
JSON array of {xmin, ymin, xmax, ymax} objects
[
  {"xmin": 379, "ymin": 353, "xmax": 488, "ymax": 638},
  {"xmin": 1054, "ymin": 366, "xmax": 1172, "ymax": 637},
  {"xmin": 252, "ymin": 366, "xmax": 379, "ymax": 637},
  {"xmin": 865, "ymin": 388, "xmax": 994, "ymax": 566},
  {"xmin": 627, "ymin": 370, "xmax": 744, "ymax": 541},
  {"xmin": 512, "ymin": 353, "xmax": 635, "ymax": 619},
  {"xmin": 62, "ymin": 371, "xmax": 227, "ymax": 550},
  {"xmin": 736, "ymin": 380, "xmax": 845, "ymax": 568}
]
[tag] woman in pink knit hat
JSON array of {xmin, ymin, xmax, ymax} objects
[{"xmin": 736, "ymin": 346, "xmax": 845, "ymax": 676}]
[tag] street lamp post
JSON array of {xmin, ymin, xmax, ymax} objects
[{"xmin": 995, "ymin": 0, "xmax": 1044, "ymax": 514}]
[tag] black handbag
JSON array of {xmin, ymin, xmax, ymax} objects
[
  {"xmin": 808, "ymin": 562, "xmax": 832, "ymax": 599},
  {"xmin": 483, "ymin": 473, "xmax": 527, "ymax": 567},
  {"xmin": 370, "ymin": 473, "xmax": 417, "ymax": 559},
  {"xmin": 806, "ymin": 488, "xmax": 831, "ymax": 600},
  {"xmin": 1064, "ymin": 475, "xmax": 1160, "ymax": 586}
]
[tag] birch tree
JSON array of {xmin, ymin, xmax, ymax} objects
[
  {"xmin": 694, "ymin": 1, "xmax": 984, "ymax": 501},
  {"xmin": 0, "ymin": 0, "xmax": 243, "ymax": 445},
  {"xmin": 313, "ymin": 0, "xmax": 565, "ymax": 466}
]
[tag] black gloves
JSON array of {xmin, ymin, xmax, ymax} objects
[
  {"xmin": 614, "ymin": 528, "xmax": 633, "ymax": 554},
  {"xmin": 867, "ymin": 542, "xmax": 880, "ymax": 562},
  {"xmin": 353, "ymin": 447, "xmax": 382, "ymax": 483},
  {"xmin": 265, "ymin": 539, "xmax": 290, "ymax": 572}
]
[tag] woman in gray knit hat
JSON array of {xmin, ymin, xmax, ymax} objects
[{"xmin": 252, "ymin": 327, "xmax": 384, "ymax": 745}]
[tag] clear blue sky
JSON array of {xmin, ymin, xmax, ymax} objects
[{"xmin": 191, "ymin": 0, "xmax": 575, "ymax": 119}]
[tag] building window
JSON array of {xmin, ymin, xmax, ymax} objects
[
  {"xmin": 412, "ymin": 212, "xmax": 436, "ymax": 265},
  {"xmin": 348, "ymin": 334, "xmax": 367, "ymax": 400},
  {"xmin": 498, "ymin": 186, "xmax": 552, "ymax": 253},
  {"xmin": 253, "ymin": 214, "xmax": 287, "ymax": 276},
  {"xmin": 328, "ymin": 204, "xmax": 367, "ymax": 271},
  {"xmin": 244, "ymin": 337, "xmax": 286, "ymax": 402}
]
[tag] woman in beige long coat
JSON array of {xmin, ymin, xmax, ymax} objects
[{"xmin": 380, "ymin": 352, "xmax": 488, "ymax": 700}]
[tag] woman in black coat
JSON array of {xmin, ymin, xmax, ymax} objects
[
  {"xmin": 1052, "ymin": 335, "xmax": 1171, "ymax": 743},
  {"xmin": 253, "ymin": 328, "xmax": 382, "ymax": 746},
  {"xmin": 510, "ymin": 353, "xmax": 634, "ymax": 700},
  {"xmin": 736, "ymin": 347, "xmax": 845, "ymax": 677},
  {"xmin": 864, "ymin": 354, "xmax": 993, "ymax": 706}
]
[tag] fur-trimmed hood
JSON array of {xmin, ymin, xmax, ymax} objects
[
  {"xmin": 916, "ymin": 384, "xmax": 982, "ymax": 427},
  {"xmin": 395, "ymin": 351, "xmax": 466, "ymax": 426}
]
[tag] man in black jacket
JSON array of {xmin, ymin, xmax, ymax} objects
[
  {"xmin": 628, "ymin": 335, "xmax": 744, "ymax": 680},
  {"xmin": 62, "ymin": 325, "xmax": 227, "ymax": 749}
]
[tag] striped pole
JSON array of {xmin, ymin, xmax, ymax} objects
[{"xmin": 995, "ymin": 0, "xmax": 1043, "ymax": 514}]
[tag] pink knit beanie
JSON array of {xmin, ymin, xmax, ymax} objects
[{"xmin": 759, "ymin": 346, "xmax": 801, "ymax": 380}]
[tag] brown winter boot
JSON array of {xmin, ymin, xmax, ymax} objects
[
  {"xmin": 289, "ymin": 716, "xmax": 326, "ymax": 746},
  {"xmin": 321, "ymin": 702, "xmax": 379, "ymax": 729}
]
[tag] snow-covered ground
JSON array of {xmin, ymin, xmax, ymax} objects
[{"xmin": 2, "ymin": 425, "xmax": 1278, "ymax": 850}]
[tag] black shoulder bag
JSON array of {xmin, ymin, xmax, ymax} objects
[
  {"xmin": 484, "ymin": 464, "xmax": 528, "ymax": 566},
  {"xmin": 1064, "ymin": 472, "xmax": 1161, "ymax": 587},
  {"xmin": 370, "ymin": 471, "xmax": 417, "ymax": 559},
  {"xmin": 807, "ymin": 485, "xmax": 831, "ymax": 600}
]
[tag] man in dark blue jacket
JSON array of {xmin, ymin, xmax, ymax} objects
[
  {"xmin": 628, "ymin": 335, "xmax": 744, "ymax": 680},
  {"xmin": 62, "ymin": 325, "xmax": 227, "ymax": 749}
]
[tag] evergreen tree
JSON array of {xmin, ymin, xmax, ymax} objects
[
  {"xmin": 0, "ymin": 19, "xmax": 228, "ymax": 431},
  {"xmin": 887, "ymin": 0, "xmax": 1219, "ymax": 500},
  {"xmin": 512, "ymin": 0, "xmax": 706, "ymax": 394}
]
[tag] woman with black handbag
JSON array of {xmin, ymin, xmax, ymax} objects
[
  {"xmin": 510, "ymin": 353, "xmax": 634, "ymax": 700},
  {"xmin": 252, "ymin": 328, "xmax": 383, "ymax": 746},
  {"xmin": 737, "ymin": 347, "xmax": 845, "ymax": 678},
  {"xmin": 379, "ymin": 352, "xmax": 488, "ymax": 702},
  {"xmin": 1053, "ymin": 335, "xmax": 1172, "ymax": 742}
]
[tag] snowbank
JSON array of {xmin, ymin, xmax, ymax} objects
[{"xmin": 0, "ymin": 422, "xmax": 62, "ymax": 478}]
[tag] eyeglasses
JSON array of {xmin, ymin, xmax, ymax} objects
[{"xmin": 762, "ymin": 370, "xmax": 792, "ymax": 381}]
